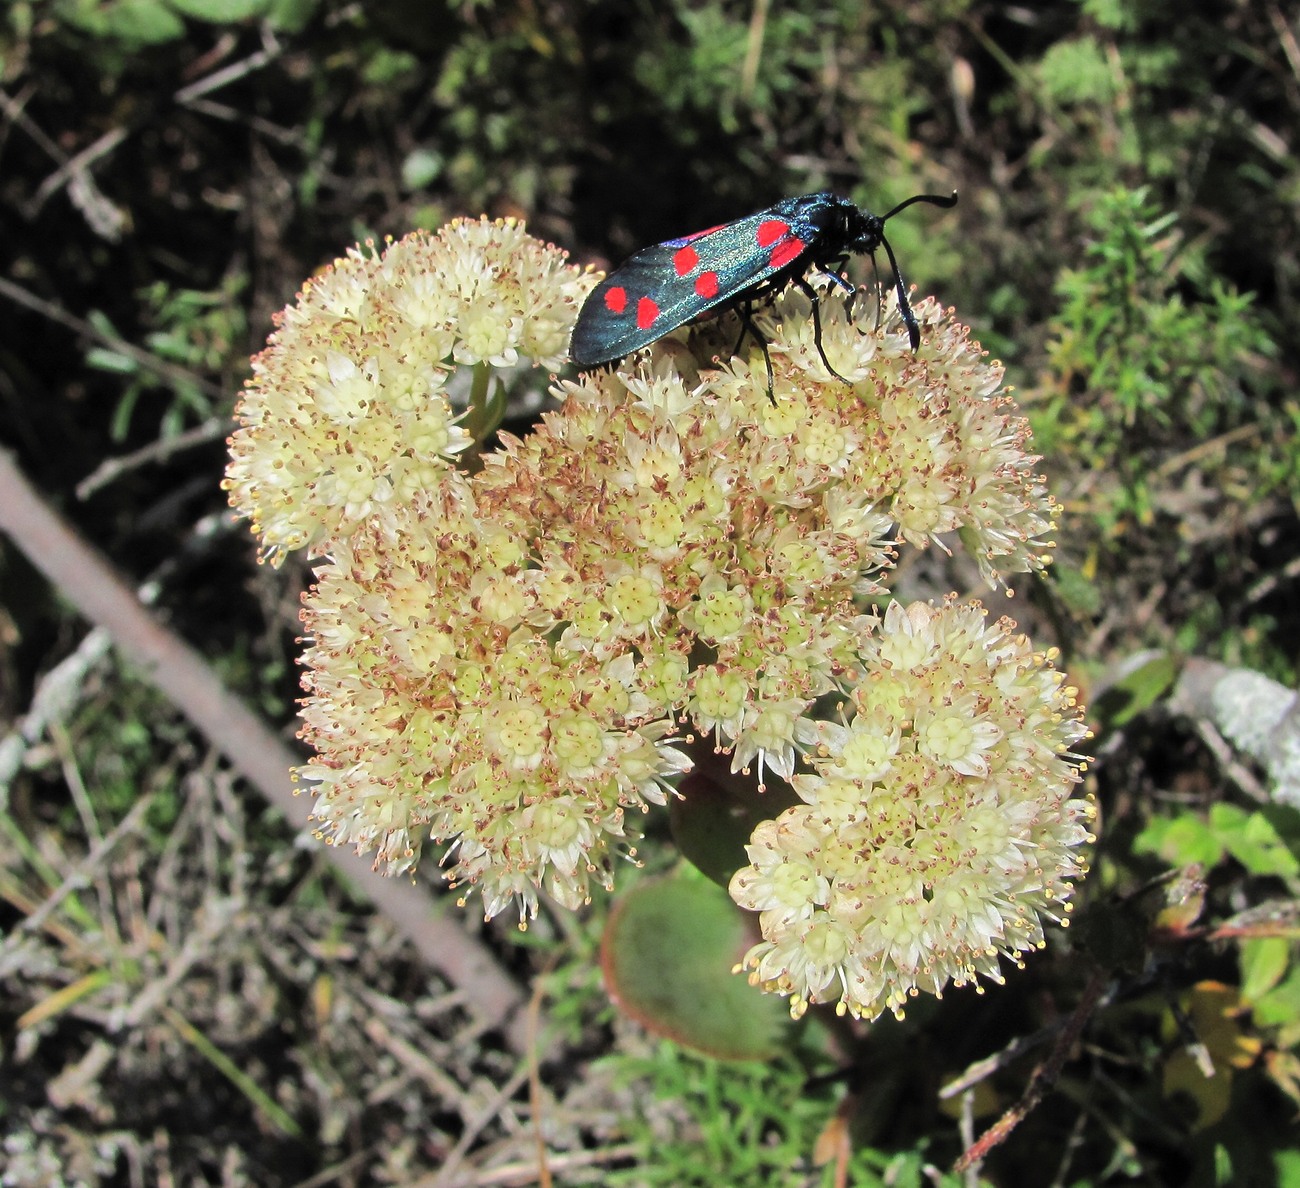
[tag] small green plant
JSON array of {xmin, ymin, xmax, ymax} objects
[
  {"xmin": 604, "ymin": 1039, "xmax": 962, "ymax": 1188},
  {"xmin": 1032, "ymin": 187, "xmax": 1282, "ymax": 545},
  {"xmin": 85, "ymin": 276, "xmax": 248, "ymax": 441},
  {"xmin": 1131, "ymin": 801, "xmax": 1300, "ymax": 1117}
]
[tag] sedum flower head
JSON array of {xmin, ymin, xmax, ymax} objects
[
  {"xmin": 297, "ymin": 477, "xmax": 691, "ymax": 922},
  {"xmin": 223, "ymin": 218, "xmax": 594, "ymax": 561},
  {"xmin": 730, "ymin": 599, "xmax": 1092, "ymax": 1021},
  {"xmin": 720, "ymin": 279, "xmax": 1060, "ymax": 586},
  {"xmin": 228, "ymin": 214, "xmax": 1091, "ymax": 1005}
]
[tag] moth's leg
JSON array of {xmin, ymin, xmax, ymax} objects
[
  {"xmin": 729, "ymin": 300, "xmax": 776, "ymax": 403},
  {"xmin": 794, "ymin": 272, "xmax": 851, "ymax": 386}
]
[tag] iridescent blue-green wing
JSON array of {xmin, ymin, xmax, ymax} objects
[{"xmin": 569, "ymin": 200, "xmax": 820, "ymax": 367}]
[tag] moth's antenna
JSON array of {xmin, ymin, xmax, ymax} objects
[
  {"xmin": 878, "ymin": 231, "xmax": 919, "ymax": 352},
  {"xmin": 878, "ymin": 191, "xmax": 958, "ymax": 351},
  {"xmin": 880, "ymin": 190, "xmax": 959, "ymax": 222}
]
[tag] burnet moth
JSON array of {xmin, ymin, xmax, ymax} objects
[{"xmin": 570, "ymin": 190, "xmax": 958, "ymax": 394}]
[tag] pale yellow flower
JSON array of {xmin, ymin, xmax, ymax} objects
[
  {"xmin": 224, "ymin": 220, "xmax": 594, "ymax": 561},
  {"xmin": 731, "ymin": 600, "xmax": 1092, "ymax": 1021}
]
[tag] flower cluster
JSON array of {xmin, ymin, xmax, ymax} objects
[
  {"xmin": 296, "ymin": 474, "xmax": 693, "ymax": 919},
  {"xmin": 226, "ymin": 216, "xmax": 1091, "ymax": 1014},
  {"xmin": 224, "ymin": 218, "xmax": 591, "ymax": 561},
  {"xmin": 730, "ymin": 599, "xmax": 1091, "ymax": 1021}
]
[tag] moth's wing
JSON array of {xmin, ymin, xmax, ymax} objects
[{"xmin": 569, "ymin": 207, "xmax": 815, "ymax": 366}]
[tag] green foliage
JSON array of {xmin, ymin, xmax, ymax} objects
[
  {"xmin": 138, "ymin": 277, "xmax": 248, "ymax": 373},
  {"xmin": 631, "ymin": 2, "xmax": 826, "ymax": 138},
  {"xmin": 1131, "ymin": 801, "xmax": 1300, "ymax": 1106},
  {"xmin": 1254, "ymin": 967, "xmax": 1300, "ymax": 1043},
  {"xmin": 1278, "ymin": 1148, "xmax": 1300, "ymax": 1187},
  {"xmin": 60, "ymin": 671, "xmax": 190, "ymax": 833},
  {"xmin": 50, "ymin": 0, "xmax": 314, "ymax": 54},
  {"xmin": 967, "ymin": 0, "xmax": 1297, "ymax": 362},
  {"xmin": 603, "ymin": 1041, "xmax": 958, "ymax": 1188},
  {"xmin": 1240, "ymin": 936, "xmax": 1290, "ymax": 1003},
  {"xmin": 1089, "ymin": 650, "xmax": 1178, "ymax": 729},
  {"xmin": 1032, "ymin": 187, "xmax": 1283, "ymax": 546},
  {"xmin": 1037, "ymin": 36, "xmax": 1114, "ymax": 106},
  {"xmin": 1134, "ymin": 803, "xmax": 1300, "ymax": 879},
  {"xmin": 54, "ymin": 0, "xmax": 186, "ymax": 47},
  {"xmin": 1080, "ymin": 0, "xmax": 1136, "ymax": 30},
  {"xmin": 86, "ymin": 276, "xmax": 247, "ymax": 441},
  {"xmin": 602, "ymin": 869, "xmax": 793, "ymax": 1061},
  {"xmin": 167, "ymin": 0, "xmax": 276, "ymax": 22},
  {"xmin": 427, "ymin": 9, "xmax": 583, "ymax": 213}
]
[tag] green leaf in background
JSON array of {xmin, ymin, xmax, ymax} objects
[
  {"xmin": 1047, "ymin": 561, "xmax": 1105, "ymax": 619},
  {"xmin": 601, "ymin": 869, "xmax": 792, "ymax": 1061},
  {"xmin": 1252, "ymin": 968, "xmax": 1300, "ymax": 1039},
  {"xmin": 166, "ymin": 0, "xmax": 270, "ymax": 21},
  {"xmin": 262, "ymin": 0, "xmax": 314, "ymax": 31},
  {"xmin": 1092, "ymin": 650, "xmax": 1178, "ymax": 729},
  {"xmin": 1134, "ymin": 813, "xmax": 1224, "ymax": 869},
  {"xmin": 1240, "ymin": 937, "xmax": 1290, "ymax": 1004},
  {"xmin": 1136, "ymin": 805, "xmax": 1300, "ymax": 879},
  {"xmin": 57, "ymin": 0, "xmax": 186, "ymax": 45},
  {"xmin": 1276, "ymin": 1149, "xmax": 1300, "ymax": 1188},
  {"xmin": 1209, "ymin": 804, "xmax": 1300, "ymax": 879}
]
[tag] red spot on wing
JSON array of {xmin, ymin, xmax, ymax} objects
[
  {"xmin": 756, "ymin": 219, "xmax": 790, "ymax": 247},
  {"xmin": 636, "ymin": 296, "xmax": 660, "ymax": 329},
  {"xmin": 768, "ymin": 237, "xmax": 806, "ymax": 269},
  {"xmin": 605, "ymin": 286, "xmax": 628, "ymax": 314},
  {"xmin": 673, "ymin": 246, "xmax": 699, "ymax": 276},
  {"xmin": 695, "ymin": 271, "xmax": 719, "ymax": 299}
]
